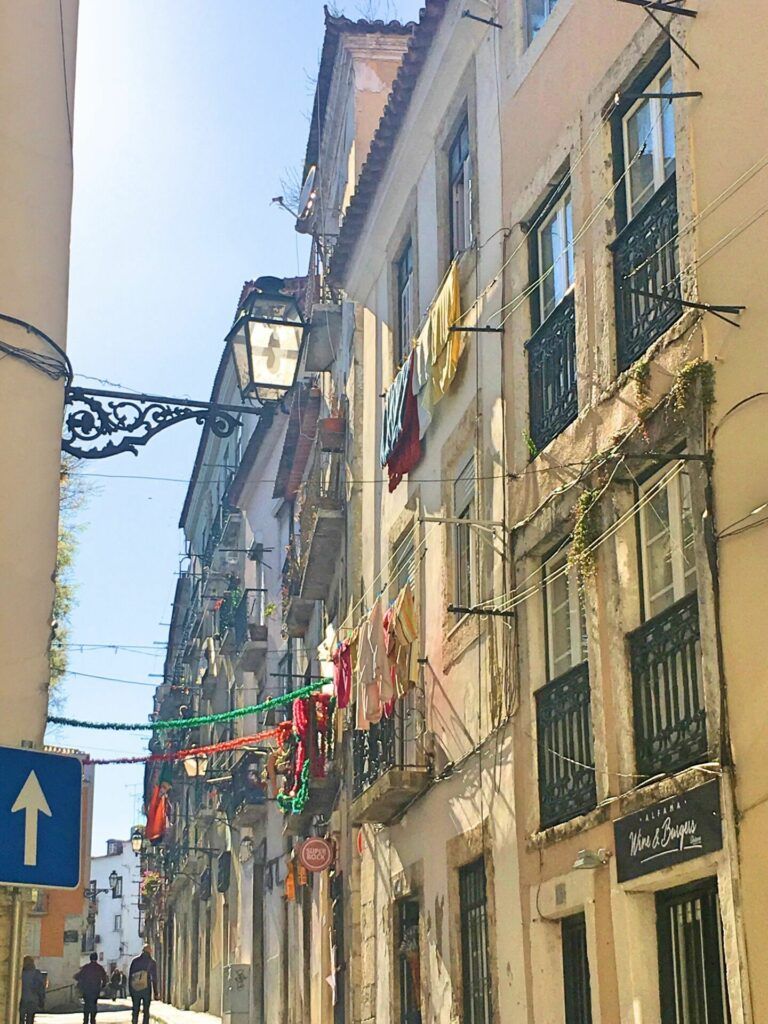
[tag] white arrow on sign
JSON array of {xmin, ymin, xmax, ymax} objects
[{"xmin": 11, "ymin": 771, "xmax": 52, "ymax": 867}]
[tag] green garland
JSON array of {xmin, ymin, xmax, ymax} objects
[
  {"xmin": 48, "ymin": 679, "xmax": 331, "ymax": 732},
  {"xmin": 276, "ymin": 760, "xmax": 311, "ymax": 816}
]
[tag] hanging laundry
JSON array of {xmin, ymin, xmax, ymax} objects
[
  {"xmin": 355, "ymin": 597, "xmax": 392, "ymax": 727},
  {"xmin": 392, "ymin": 584, "xmax": 419, "ymax": 692},
  {"xmin": 412, "ymin": 322, "xmax": 433, "ymax": 439},
  {"xmin": 380, "ymin": 352, "xmax": 414, "ymax": 467},
  {"xmin": 332, "ymin": 640, "xmax": 353, "ymax": 710},
  {"xmin": 386, "ymin": 353, "xmax": 422, "ymax": 492},
  {"xmin": 429, "ymin": 262, "xmax": 465, "ymax": 403},
  {"xmin": 145, "ymin": 763, "xmax": 173, "ymax": 844}
]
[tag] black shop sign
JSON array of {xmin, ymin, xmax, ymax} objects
[{"xmin": 614, "ymin": 780, "xmax": 722, "ymax": 882}]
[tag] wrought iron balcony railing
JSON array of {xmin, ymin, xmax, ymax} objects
[
  {"xmin": 611, "ymin": 174, "xmax": 681, "ymax": 372},
  {"xmin": 352, "ymin": 716, "xmax": 398, "ymax": 800},
  {"xmin": 629, "ymin": 591, "xmax": 706, "ymax": 778},
  {"xmin": 525, "ymin": 291, "xmax": 578, "ymax": 452},
  {"xmin": 233, "ymin": 588, "xmax": 267, "ymax": 651},
  {"xmin": 351, "ymin": 698, "xmax": 429, "ymax": 821},
  {"xmin": 535, "ymin": 661, "xmax": 596, "ymax": 828}
]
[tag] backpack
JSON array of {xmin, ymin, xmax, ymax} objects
[{"xmin": 130, "ymin": 969, "xmax": 149, "ymax": 993}]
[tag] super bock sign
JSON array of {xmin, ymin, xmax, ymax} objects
[{"xmin": 614, "ymin": 780, "xmax": 722, "ymax": 882}]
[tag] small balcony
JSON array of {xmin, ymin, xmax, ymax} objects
[
  {"xmin": 629, "ymin": 591, "xmax": 706, "ymax": 778},
  {"xmin": 535, "ymin": 661, "xmax": 596, "ymax": 829},
  {"xmin": 351, "ymin": 711, "xmax": 430, "ymax": 826},
  {"xmin": 232, "ymin": 588, "xmax": 268, "ymax": 671},
  {"xmin": 282, "ymin": 550, "xmax": 314, "ymax": 638},
  {"xmin": 611, "ymin": 175, "xmax": 681, "ymax": 372},
  {"xmin": 300, "ymin": 483, "xmax": 345, "ymax": 602},
  {"xmin": 525, "ymin": 291, "xmax": 578, "ymax": 452},
  {"xmin": 305, "ymin": 302, "xmax": 343, "ymax": 372},
  {"xmin": 202, "ymin": 482, "xmax": 243, "ymax": 569},
  {"xmin": 226, "ymin": 754, "xmax": 269, "ymax": 826}
]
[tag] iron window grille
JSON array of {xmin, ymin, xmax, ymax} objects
[
  {"xmin": 449, "ymin": 118, "xmax": 473, "ymax": 256},
  {"xmin": 352, "ymin": 714, "xmax": 397, "ymax": 800},
  {"xmin": 656, "ymin": 878, "xmax": 731, "ymax": 1024},
  {"xmin": 526, "ymin": 291, "xmax": 578, "ymax": 451},
  {"xmin": 396, "ymin": 899, "xmax": 422, "ymax": 1024},
  {"xmin": 397, "ymin": 239, "xmax": 415, "ymax": 365},
  {"xmin": 611, "ymin": 54, "xmax": 680, "ymax": 371},
  {"xmin": 611, "ymin": 175, "xmax": 681, "ymax": 371},
  {"xmin": 459, "ymin": 858, "xmax": 492, "ymax": 1024},
  {"xmin": 562, "ymin": 914, "xmax": 593, "ymax": 1024},
  {"xmin": 536, "ymin": 662, "xmax": 596, "ymax": 828},
  {"xmin": 628, "ymin": 592, "xmax": 706, "ymax": 778}
]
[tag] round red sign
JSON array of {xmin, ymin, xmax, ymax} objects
[{"xmin": 298, "ymin": 838, "xmax": 334, "ymax": 873}]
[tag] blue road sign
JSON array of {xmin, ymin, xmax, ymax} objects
[{"xmin": 0, "ymin": 746, "xmax": 82, "ymax": 889}]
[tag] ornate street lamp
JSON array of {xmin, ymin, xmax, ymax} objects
[
  {"xmin": 182, "ymin": 754, "xmax": 209, "ymax": 779},
  {"xmin": 225, "ymin": 276, "xmax": 305, "ymax": 402},
  {"xmin": 130, "ymin": 827, "xmax": 145, "ymax": 855},
  {"xmin": 59, "ymin": 275, "xmax": 305, "ymax": 459}
]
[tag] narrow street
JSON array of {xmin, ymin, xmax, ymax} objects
[{"xmin": 38, "ymin": 999, "xmax": 220, "ymax": 1024}]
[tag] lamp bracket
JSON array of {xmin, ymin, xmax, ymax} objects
[{"xmin": 62, "ymin": 386, "xmax": 264, "ymax": 460}]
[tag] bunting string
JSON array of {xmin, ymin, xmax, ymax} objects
[
  {"xmin": 84, "ymin": 725, "xmax": 286, "ymax": 766},
  {"xmin": 48, "ymin": 678, "xmax": 330, "ymax": 732}
]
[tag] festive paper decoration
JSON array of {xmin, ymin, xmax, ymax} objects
[{"xmin": 48, "ymin": 679, "xmax": 329, "ymax": 732}]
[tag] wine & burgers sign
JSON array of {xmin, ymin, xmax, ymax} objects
[{"xmin": 614, "ymin": 780, "xmax": 722, "ymax": 882}]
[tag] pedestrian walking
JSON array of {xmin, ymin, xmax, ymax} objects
[
  {"xmin": 74, "ymin": 953, "xmax": 108, "ymax": 1024},
  {"xmin": 128, "ymin": 945, "xmax": 158, "ymax": 1024},
  {"xmin": 19, "ymin": 956, "xmax": 45, "ymax": 1024},
  {"xmin": 109, "ymin": 968, "xmax": 126, "ymax": 1001}
]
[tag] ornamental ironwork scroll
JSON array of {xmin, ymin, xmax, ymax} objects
[{"xmin": 62, "ymin": 387, "xmax": 262, "ymax": 459}]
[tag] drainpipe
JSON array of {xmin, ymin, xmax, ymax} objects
[{"xmin": 7, "ymin": 889, "xmax": 24, "ymax": 1024}]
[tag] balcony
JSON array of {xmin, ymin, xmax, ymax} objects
[
  {"xmin": 305, "ymin": 302, "xmax": 343, "ymax": 372},
  {"xmin": 300, "ymin": 481, "xmax": 345, "ymax": 602},
  {"xmin": 525, "ymin": 291, "xmax": 578, "ymax": 452},
  {"xmin": 225, "ymin": 754, "xmax": 269, "ymax": 826},
  {"xmin": 232, "ymin": 588, "xmax": 268, "ymax": 671},
  {"xmin": 283, "ymin": 549, "xmax": 313, "ymax": 638},
  {"xmin": 535, "ymin": 661, "xmax": 596, "ymax": 829},
  {"xmin": 202, "ymin": 484, "xmax": 243, "ymax": 569},
  {"xmin": 351, "ymin": 712, "xmax": 430, "ymax": 825},
  {"xmin": 611, "ymin": 175, "xmax": 681, "ymax": 372},
  {"xmin": 629, "ymin": 592, "xmax": 706, "ymax": 778}
]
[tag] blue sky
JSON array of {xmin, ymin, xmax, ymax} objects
[{"xmin": 47, "ymin": 0, "xmax": 423, "ymax": 854}]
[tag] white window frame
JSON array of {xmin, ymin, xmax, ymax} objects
[
  {"xmin": 622, "ymin": 63, "xmax": 675, "ymax": 221},
  {"xmin": 449, "ymin": 118, "xmax": 473, "ymax": 256},
  {"xmin": 454, "ymin": 456, "xmax": 476, "ymax": 612},
  {"xmin": 391, "ymin": 525, "xmax": 415, "ymax": 598},
  {"xmin": 527, "ymin": 0, "xmax": 559, "ymax": 43},
  {"xmin": 543, "ymin": 547, "xmax": 586, "ymax": 680},
  {"xmin": 638, "ymin": 464, "xmax": 697, "ymax": 620},
  {"xmin": 114, "ymin": 914, "xmax": 122, "ymax": 933},
  {"xmin": 396, "ymin": 238, "xmax": 414, "ymax": 365},
  {"xmin": 537, "ymin": 189, "xmax": 574, "ymax": 323}
]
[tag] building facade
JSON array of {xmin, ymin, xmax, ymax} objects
[
  {"xmin": 0, "ymin": 1, "xmax": 79, "ymax": 1016},
  {"xmin": 145, "ymin": 2, "xmax": 767, "ymax": 1023},
  {"xmin": 90, "ymin": 839, "xmax": 143, "ymax": 976}
]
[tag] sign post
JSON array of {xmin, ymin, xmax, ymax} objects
[{"xmin": 0, "ymin": 746, "xmax": 82, "ymax": 889}]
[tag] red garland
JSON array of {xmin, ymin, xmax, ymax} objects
[{"xmin": 84, "ymin": 726, "xmax": 283, "ymax": 766}]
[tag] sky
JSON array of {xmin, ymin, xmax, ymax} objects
[{"xmin": 46, "ymin": 0, "xmax": 424, "ymax": 855}]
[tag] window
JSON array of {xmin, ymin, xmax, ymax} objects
[
  {"xmin": 391, "ymin": 526, "xmax": 415, "ymax": 597},
  {"xmin": 527, "ymin": 0, "xmax": 559, "ymax": 42},
  {"xmin": 638, "ymin": 465, "xmax": 696, "ymax": 620},
  {"xmin": 656, "ymin": 879, "xmax": 731, "ymax": 1024},
  {"xmin": 537, "ymin": 188, "xmax": 574, "ymax": 324},
  {"xmin": 106, "ymin": 840, "xmax": 123, "ymax": 856},
  {"xmin": 544, "ymin": 547, "xmax": 587, "ymax": 680},
  {"xmin": 449, "ymin": 118, "xmax": 473, "ymax": 256},
  {"xmin": 114, "ymin": 915, "xmax": 122, "ymax": 933},
  {"xmin": 459, "ymin": 858, "xmax": 492, "ymax": 1024},
  {"xmin": 562, "ymin": 914, "xmax": 593, "ymax": 1024},
  {"xmin": 454, "ymin": 457, "xmax": 476, "ymax": 612},
  {"xmin": 397, "ymin": 239, "xmax": 415, "ymax": 365},
  {"xmin": 396, "ymin": 899, "xmax": 422, "ymax": 1024},
  {"xmin": 623, "ymin": 64, "xmax": 675, "ymax": 221},
  {"xmin": 112, "ymin": 876, "xmax": 123, "ymax": 898}
]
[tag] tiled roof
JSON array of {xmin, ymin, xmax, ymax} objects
[
  {"xmin": 302, "ymin": 5, "xmax": 416, "ymax": 179},
  {"xmin": 329, "ymin": 0, "xmax": 448, "ymax": 286}
]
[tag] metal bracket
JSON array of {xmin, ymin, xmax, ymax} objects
[
  {"xmin": 616, "ymin": 0, "xmax": 696, "ymax": 16},
  {"xmin": 62, "ymin": 386, "xmax": 264, "ymax": 459},
  {"xmin": 420, "ymin": 515, "xmax": 505, "ymax": 535},
  {"xmin": 621, "ymin": 91, "xmax": 702, "ymax": 101},
  {"xmin": 461, "ymin": 9, "xmax": 503, "ymax": 29},
  {"xmin": 447, "ymin": 604, "xmax": 515, "ymax": 618},
  {"xmin": 449, "ymin": 325, "xmax": 504, "ymax": 333},
  {"xmin": 625, "ymin": 288, "xmax": 745, "ymax": 328}
]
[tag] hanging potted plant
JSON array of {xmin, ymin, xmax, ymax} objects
[{"xmin": 317, "ymin": 404, "xmax": 346, "ymax": 452}]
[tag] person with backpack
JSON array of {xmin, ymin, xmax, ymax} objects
[
  {"xmin": 128, "ymin": 945, "xmax": 158, "ymax": 1024},
  {"xmin": 74, "ymin": 953, "xmax": 108, "ymax": 1024},
  {"xmin": 19, "ymin": 956, "xmax": 46, "ymax": 1024}
]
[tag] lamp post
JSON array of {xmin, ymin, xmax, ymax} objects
[
  {"xmin": 60, "ymin": 276, "xmax": 305, "ymax": 459},
  {"xmin": 84, "ymin": 871, "xmax": 120, "ymax": 901}
]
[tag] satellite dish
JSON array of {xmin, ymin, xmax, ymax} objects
[{"xmin": 297, "ymin": 165, "xmax": 317, "ymax": 231}]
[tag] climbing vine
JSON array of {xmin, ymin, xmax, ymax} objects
[
  {"xmin": 669, "ymin": 358, "xmax": 715, "ymax": 416},
  {"xmin": 568, "ymin": 488, "xmax": 601, "ymax": 582}
]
